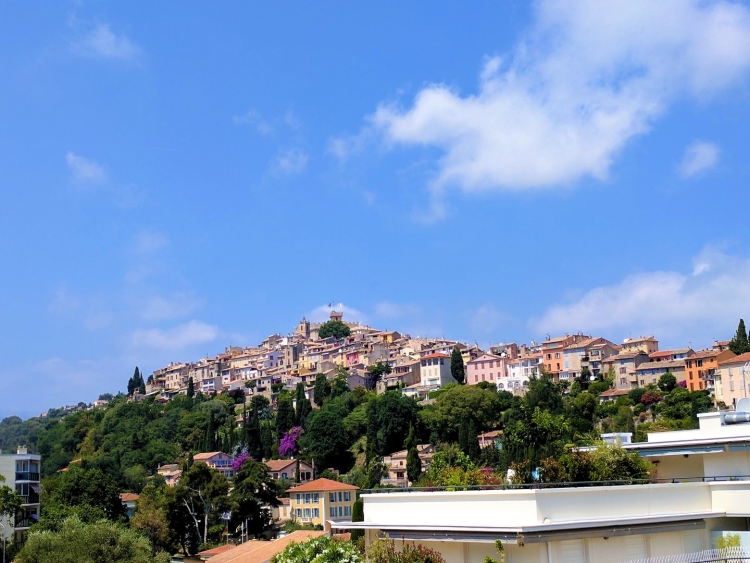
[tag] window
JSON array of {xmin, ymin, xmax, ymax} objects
[
  {"xmin": 338, "ymin": 492, "xmax": 342, "ymax": 502},
  {"xmin": 313, "ymin": 508, "xmax": 319, "ymax": 518},
  {"xmin": 296, "ymin": 494, "xmax": 301, "ymax": 504},
  {"xmin": 338, "ymin": 506, "xmax": 343, "ymax": 517},
  {"xmin": 296, "ymin": 508, "xmax": 302, "ymax": 517},
  {"xmin": 730, "ymin": 381, "xmax": 735, "ymax": 392},
  {"xmin": 330, "ymin": 507, "xmax": 336, "ymax": 518},
  {"xmin": 555, "ymin": 353, "xmax": 560, "ymax": 359},
  {"xmin": 697, "ymin": 359, "xmax": 703, "ymax": 367},
  {"xmin": 620, "ymin": 367, "xmax": 627, "ymax": 374},
  {"xmin": 344, "ymin": 491, "xmax": 351, "ymax": 502},
  {"xmin": 547, "ymin": 354, "xmax": 551, "ymax": 360},
  {"xmin": 690, "ymin": 383, "xmax": 694, "ymax": 391},
  {"xmin": 304, "ymin": 508, "xmax": 311, "ymax": 518},
  {"xmin": 313, "ymin": 493, "xmax": 319, "ymax": 503},
  {"xmin": 345, "ymin": 506, "xmax": 351, "ymax": 516},
  {"xmin": 304, "ymin": 494, "xmax": 310, "ymax": 504},
  {"xmin": 282, "ymin": 472, "xmax": 287, "ymax": 479}
]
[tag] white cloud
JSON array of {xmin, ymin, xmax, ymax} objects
[
  {"xmin": 74, "ymin": 23, "xmax": 140, "ymax": 60},
  {"xmin": 469, "ymin": 304, "xmax": 507, "ymax": 335},
  {"xmin": 66, "ymin": 152, "xmax": 106, "ymax": 183},
  {"xmin": 275, "ymin": 149, "xmax": 309, "ymax": 174},
  {"xmin": 140, "ymin": 293, "xmax": 202, "ymax": 321},
  {"xmin": 678, "ymin": 141, "xmax": 720, "ymax": 177},
  {"xmin": 371, "ymin": 0, "xmax": 750, "ymax": 203},
  {"xmin": 48, "ymin": 286, "xmax": 81, "ymax": 315},
  {"xmin": 307, "ymin": 303, "xmax": 367, "ymax": 324},
  {"xmin": 131, "ymin": 230, "xmax": 169, "ymax": 254},
  {"xmin": 129, "ymin": 320, "xmax": 219, "ymax": 351},
  {"xmin": 373, "ymin": 301, "xmax": 419, "ymax": 319},
  {"xmin": 233, "ymin": 110, "xmax": 273, "ymax": 135},
  {"xmin": 534, "ymin": 247, "xmax": 750, "ymax": 346}
]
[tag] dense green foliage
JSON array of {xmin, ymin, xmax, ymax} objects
[
  {"xmin": 317, "ymin": 320, "xmax": 351, "ymax": 340},
  {"xmin": 0, "ymin": 346, "xmax": 722, "ymax": 559},
  {"xmin": 729, "ymin": 318, "xmax": 750, "ymax": 355},
  {"xmin": 17, "ymin": 516, "xmax": 170, "ymax": 563},
  {"xmin": 450, "ymin": 346, "xmax": 465, "ymax": 384}
]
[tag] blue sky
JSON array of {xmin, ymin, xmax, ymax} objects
[{"xmin": 3, "ymin": 1, "xmax": 750, "ymax": 419}]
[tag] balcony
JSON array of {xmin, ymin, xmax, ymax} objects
[
  {"xmin": 15, "ymin": 472, "xmax": 40, "ymax": 482},
  {"xmin": 19, "ymin": 492, "xmax": 40, "ymax": 505},
  {"xmin": 14, "ymin": 516, "xmax": 36, "ymax": 529}
]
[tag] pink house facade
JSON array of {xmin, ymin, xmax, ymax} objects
[{"xmin": 466, "ymin": 354, "xmax": 508, "ymax": 386}]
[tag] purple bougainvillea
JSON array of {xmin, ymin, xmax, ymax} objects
[
  {"xmin": 232, "ymin": 451, "xmax": 250, "ymax": 472},
  {"xmin": 279, "ymin": 426, "xmax": 303, "ymax": 458}
]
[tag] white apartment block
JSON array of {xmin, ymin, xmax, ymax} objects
[
  {"xmin": 339, "ymin": 399, "xmax": 750, "ymax": 563},
  {"xmin": 0, "ymin": 447, "xmax": 41, "ymax": 544}
]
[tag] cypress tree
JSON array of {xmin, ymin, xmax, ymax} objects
[
  {"xmin": 466, "ymin": 419, "xmax": 481, "ymax": 462},
  {"xmin": 276, "ymin": 393, "xmax": 296, "ymax": 437},
  {"xmin": 187, "ymin": 377, "xmax": 195, "ymax": 398},
  {"xmin": 313, "ymin": 373, "xmax": 331, "ymax": 407},
  {"xmin": 365, "ymin": 399, "xmax": 380, "ymax": 462},
  {"xmin": 295, "ymin": 383, "xmax": 312, "ymax": 427},
  {"xmin": 458, "ymin": 419, "xmax": 468, "ymax": 454},
  {"xmin": 451, "ymin": 346, "xmax": 465, "ymax": 384},
  {"xmin": 351, "ymin": 498, "xmax": 365, "ymax": 542},
  {"xmin": 405, "ymin": 426, "xmax": 422, "ymax": 485},
  {"xmin": 730, "ymin": 319, "xmax": 750, "ymax": 355}
]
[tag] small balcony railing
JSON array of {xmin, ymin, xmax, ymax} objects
[
  {"xmin": 19, "ymin": 492, "xmax": 40, "ymax": 505},
  {"xmin": 14, "ymin": 516, "xmax": 35, "ymax": 529},
  {"xmin": 16, "ymin": 472, "xmax": 40, "ymax": 482}
]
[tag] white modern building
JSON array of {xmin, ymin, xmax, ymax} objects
[
  {"xmin": 0, "ymin": 447, "xmax": 41, "ymax": 544},
  {"xmin": 339, "ymin": 400, "xmax": 750, "ymax": 563}
]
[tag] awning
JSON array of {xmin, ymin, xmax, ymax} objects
[{"xmin": 30, "ymin": 484, "xmax": 41, "ymax": 493}]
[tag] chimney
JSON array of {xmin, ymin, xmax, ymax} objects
[{"xmin": 17, "ymin": 446, "xmax": 27, "ymax": 455}]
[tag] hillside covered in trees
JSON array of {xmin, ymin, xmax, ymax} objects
[{"xmin": 0, "ymin": 367, "xmax": 713, "ymax": 559}]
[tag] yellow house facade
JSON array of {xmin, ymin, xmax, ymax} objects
[{"xmin": 287, "ymin": 478, "xmax": 357, "ymax": 527}]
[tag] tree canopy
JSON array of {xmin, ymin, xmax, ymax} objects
[
  {"xmin": 318, "ymin": 320, "xmax": 351, "ymax": 340},
  {"xmin": 729, "ymin": 318, "xmax": 750, "ymax": 355},
  {"xmin": 17, "ymin": 516, "xmax": 170, "ymax": 563}
]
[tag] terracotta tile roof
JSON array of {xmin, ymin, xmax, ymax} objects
[
  {"xmin": 206, "ymin": 530, "xmax": 328, "ymax": 563},
  {"xmin": 194, "ymin": 452, "xmax": 225, "ymax": 461},
  {"xmin": 606, "ymin": 351, "xmax": 647, "ymax": 361},
  {"xmin": 563, "ymin": 337, "xmax": 603, "ymax": 350},
  {"xmin": 689, "ymin": 349, "xmax": 725, "ymax": 360},
  {"xmin": 599, "ymin": 389, "xmax": 630, "ymax": 397},
  {"xmin": 649, "ymin": 349, "xmax": 692, "ymax": 359},
  {"xmin": 719, "ymin": 352, "xmax": 750, "ymax": 366},
  {"xmin": 119, "ymin": 493, "xmax": 139, "ymax": 502},
  {"xmin": 636, "ymin": 360, "xmax": 685, "ymax": 371},
  {"xmin": 200, "ymin": 544, "xmax": 236, "ymax": 556},
  {"xmin": 265, "ymin": 459, "xmax": 296, "ymax": 472},
  {"xmin": 287, "ymin": 477, "xmax": 357, "ymax": 493},
  {"xmin": 420, "ymin": 353, "xmax": 450, "ymax": 360}
]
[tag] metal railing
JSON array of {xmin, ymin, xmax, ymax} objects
[
  {"xmin": 15, "ymin": 472, "xmax": 39, "ymax": 482},
  {"xmin": 624, "ymin": 546, "xmax": 750, "ymax": 563},
  {"xmin": 13, "ymin": 516, "xmax": 35, "ymax": 529},
  {"xmin": 18, "ymin": 493, "xmax": 40, "ymax": 505},
  {"xmin": 364, "ymin": 475, "xmax": 750, "ymax": 494}
]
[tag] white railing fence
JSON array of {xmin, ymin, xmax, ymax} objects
[{"xmin": 624, "ymin": 547, "xmax": 750, "ymax": 563}]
